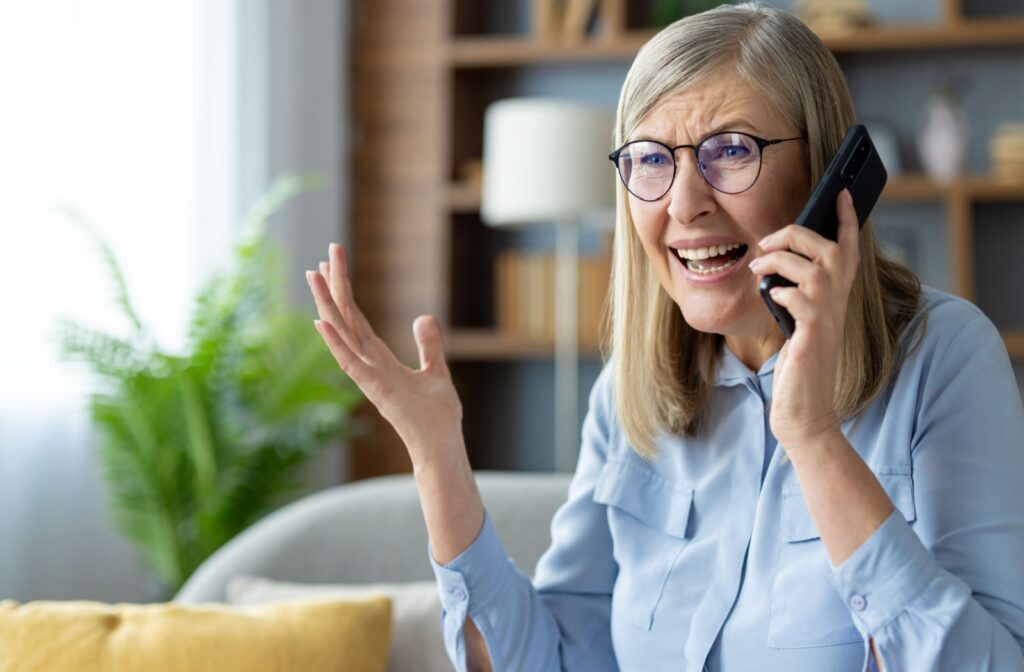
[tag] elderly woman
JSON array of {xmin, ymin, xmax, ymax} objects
[{"xmin": 307, "ymin": 3, "xmax": 1024, "ymax": 670}]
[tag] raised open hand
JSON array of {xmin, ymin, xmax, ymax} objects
[{"xmin": 306, "ymin": 243, "xmax": 465, "ymax": 467}]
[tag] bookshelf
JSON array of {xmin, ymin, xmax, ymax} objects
[
  {"xmin": 350, "ymin": 0, "xmax": 1024, "ymax": 478},
  {"xmin": 443, "ymin": 174, "xmax": 1024, "ymax": 359},
  {"xmin": 447, "ymin": 19, "xmax": 1024, "ymax": 67}
]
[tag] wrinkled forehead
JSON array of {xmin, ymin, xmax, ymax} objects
[{"xmin": 628, "ymin": 74, "xmax": 792, "ymax": 145}]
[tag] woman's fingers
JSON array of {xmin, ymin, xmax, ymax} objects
[
  {"xmin": 759, "ymin": 223, "xmax": 841, "ymax": 270},
  {"xmin": 754, "ymin": 189, "xmax": 861, "ymax": 298},
  {"xmin": 307, "ymin": 268, "xmax": 371, "ymax": 361},
  {"xmin": 758, "ymin": 189, "xmax": 861, "ymax": 272},
  {"xmin": 749, "ymin": 251, "xmax": 827, "ymax": 297},
  {"xmin": 413, "ymin": 314, "xmax": 449, "ymax": 375},
  {"xmin": 327, "ymin": 244, "xmax": 378, "ymax": 344},
  {"xmin": 760, "ymin": 190, "xmax": 859, "ymax": 262},
  {"xmin": 835, "ymin": 189, "xmax": 861, "ymax": 278},
  {"xmin": 315, "ymin": 318, "xmax": 399, "ymax": 405},
  {"xmin": 309, "ymin": 243, "xmax": 392, "ymax": 363},
  {"xmin": 314, "ymin": 318, "xmax": 375, "ymax": 389},
  {"xmin": 766, "ymin": 285, "xmax": 818, "ymax": 327},
  {"xmin": 306, "ymin": 269, "xmax": 345, "ymax": 328}
]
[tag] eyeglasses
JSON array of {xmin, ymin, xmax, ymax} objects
[{"xmin": 608, "ymin": 131, "xmax": 806, "ymax": 201}]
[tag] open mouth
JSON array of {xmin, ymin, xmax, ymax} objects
[{"xmin": 674, "ymin": 242, "xmax": 749, "ymax": 276}]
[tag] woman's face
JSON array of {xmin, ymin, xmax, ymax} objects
[{"xmin": 626, "ymin": 75, "xmax": 811, "ymax": 342}]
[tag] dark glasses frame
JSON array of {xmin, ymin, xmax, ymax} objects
[{"xmin": 608, "ymin": 131, "xmax": 807, "ymax": 200}]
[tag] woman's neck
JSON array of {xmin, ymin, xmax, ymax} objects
[{"xmin": 724, "ymin": 322, "xmax": 785, "ymax": 372}]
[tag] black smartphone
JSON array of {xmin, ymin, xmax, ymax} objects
[{"xmin": 760, "ymin": 124, "xmax": 887, "ymax": 338}]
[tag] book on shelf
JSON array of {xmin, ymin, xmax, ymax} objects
[{"xmin": 495, "ymin": 249, "xmax": 611, "ymax": 346}]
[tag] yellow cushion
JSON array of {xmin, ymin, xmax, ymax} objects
[{"xmin": 0, "ymin": 596, "xmax": 391, "ymax": 672}]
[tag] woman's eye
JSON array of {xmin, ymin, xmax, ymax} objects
[
  {"xmin": 640, "ymin": 152, "xmax": 669, "ymax": 166},
  {"xmin": 716, "ymin": 145, "xmax": 750, "ymax": 159}
]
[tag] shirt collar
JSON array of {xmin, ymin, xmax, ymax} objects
[{"xmin": 712, "ymin": 342, "xmax": 780, "ymax": 386}]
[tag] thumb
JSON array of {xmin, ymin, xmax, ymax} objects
[{"xmin": 413, "ymin": 314, "xmax": 449, "ymax": 374}]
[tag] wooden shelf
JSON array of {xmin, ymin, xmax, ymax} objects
[
  {"xmin": 448, "ymin": 32, "xmax": 651, "ymax": 67},
  {"xmin": 448, "ymin": 328, "xmax": 1024, "ymax": 360},
  {"xmin": 448, "ymin": 19, "xmax": 1024, "ymax": 67},
  {"xmin": 882, "ymin": 175, "xmax": 1024, "ymax": 201},
  {"xmin": 447, "ymin": 329, "xmax": 602, "ymax": 361},
  {"xmin": 821, "ymin": 18, "xmax": 1024, "ymax": 53},
  {"xmin": 449, "ymin": 176, "xmax": 1024, "ymax": 212}
]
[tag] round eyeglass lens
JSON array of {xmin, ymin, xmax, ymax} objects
[
  {"xmin": 617, "ymin": 141, "xmax": 675, "ymax": 201},
  {"xmin": 697, "ymin": 132, "xmax": 762, "ymax": 194}
]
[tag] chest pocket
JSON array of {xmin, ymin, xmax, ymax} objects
[
  {"xmin": 768, "ymin": 469, "xmax": 917, "ymax": 649},
  {"xmin": 593, "ymin": 458, "xmax": 694, "ymax": 630}
]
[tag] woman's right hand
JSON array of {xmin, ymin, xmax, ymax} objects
[
  {"xmin": 306, "ymin": 243, "xmax": 465, "ymax": 469},
  {"xmin": 309, "ymin": 245, "xmax": 490, "ymax": 669}
]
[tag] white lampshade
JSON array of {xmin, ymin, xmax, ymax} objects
[{"xmin": 481, "ymin": 98, "xmax": 616, "ymax": 227}]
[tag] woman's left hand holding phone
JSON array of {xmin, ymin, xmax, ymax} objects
[{"xmin": 748, "ymin": 189, "xmax": 861, "ymax": 451}]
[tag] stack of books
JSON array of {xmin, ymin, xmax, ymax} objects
[
  {"xmin": 990, "ymin": 123, "xmax": 1024, "ymax": 182},
  {"xmin": 495, "ymin": 250, "xmax": 611, "ymax": 346},
  {"xmin": 794, "ymin": 0, "xmax": 872, "ymax": 34}
]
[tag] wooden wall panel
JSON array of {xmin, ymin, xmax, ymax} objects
[{"xmin": 351, "ymin": 0, "xmax": 450, "ymax": 479}]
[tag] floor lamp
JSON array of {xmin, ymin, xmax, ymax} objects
[{"xmin": 480, "ymin": 98, "xmax": 615, "ymax": 473}]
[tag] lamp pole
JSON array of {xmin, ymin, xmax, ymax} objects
[
  {"xmin": 479, "ymin": 97, "xmax": 614, "ymax": 475},
  {"xmin": 554, "ymin": 220, "xmax": 580, "ymax": 473}
]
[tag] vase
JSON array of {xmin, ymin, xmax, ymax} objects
[{"xmin": 918, "ymin": 95, "xmax": 970, "ymax": 182}]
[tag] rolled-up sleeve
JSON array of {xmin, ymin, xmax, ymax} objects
[
  {"xmin": 430, "ymin": 514, "xmax": 519, "ymax": 668},
  {"xmin": 428, "ymin": 366, "xmax": 619, "ymax": 672},
  {"xmin": 830, "ymin": 313, "xmax": 1024, "ymax": 670}
]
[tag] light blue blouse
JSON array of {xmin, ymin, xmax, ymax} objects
[{"xmin": 430, "ymin": 287, "xmax": 1024, "ymax": 671}]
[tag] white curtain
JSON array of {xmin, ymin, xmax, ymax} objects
[
  {"xmin": 0, "ymin": 0, "xmax": 348, "ymax": 603},
  {"xmin": 0, "ymin": 0, "xmax": 240, "ymax": 602}
]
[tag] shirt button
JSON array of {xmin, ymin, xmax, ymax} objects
[
  {"xmin": 850, "ymin": 594, "xmax": 868, "ymax": 611},
  {"xmin": 451, "ymin": 587, "xmax": 467, "ymax": 602}
]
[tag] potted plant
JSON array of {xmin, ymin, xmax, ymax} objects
[
  {"xmin": 652, "ymin": 0, "xmax": 727, "ymax": 26},
  {"xmin": 59, "ymin": 175, "xmax": 363, "ymax": 597}
]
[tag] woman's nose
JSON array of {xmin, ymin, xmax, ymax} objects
[{"xmin": 665, "ymin": 151, "xmax": 717, "ymax": 225}]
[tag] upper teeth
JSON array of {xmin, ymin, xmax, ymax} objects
[{"xmin": 676, "ymin": 242, "xmax": 743, "ymax": 260}]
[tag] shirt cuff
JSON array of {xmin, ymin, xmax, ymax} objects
[
  {"xmin": 829, "ymin": 507, "xmax": 937, "ymax": 634},
  {"xmin": 428, "ymin": 511, "xmax": 515, "ymax": 617}
]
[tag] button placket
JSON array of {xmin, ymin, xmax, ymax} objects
[
  {"xmin": 692, "ymin": 381, "xmax": 769, "ymax": 665},
  {"xmin": 743, "ymin": 377, "xmax": 777, "ymax": 484}
]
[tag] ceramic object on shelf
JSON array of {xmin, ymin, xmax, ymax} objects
[{"xmin": 918, "ymin": 91, "xmax": 970, "ymax": 182}]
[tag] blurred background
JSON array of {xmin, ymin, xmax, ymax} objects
[{"xmin": 1, "ymin": 0, "xmax": 1022, "ymax": 604}]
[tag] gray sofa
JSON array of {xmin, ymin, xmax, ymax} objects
[{"xmin": 175, "ymin": 471, "xmax": 572, "ymax": 603}]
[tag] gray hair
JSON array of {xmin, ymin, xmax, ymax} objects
[
  {"xmin": 606, "ymin": 3, "xmax": 922, "ymax": 457},
  {"xmin": 615, "ymin": 2, "xmax": 852, "ymax": 179}
]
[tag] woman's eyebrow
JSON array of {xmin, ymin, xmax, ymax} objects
[
  {"xmin": 705, "ymin": 119, "xmax": 761, "ymax": 136},
  {"xmin": 628, "ymin": 118, "xmax": 763, "ymax": 145}
]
